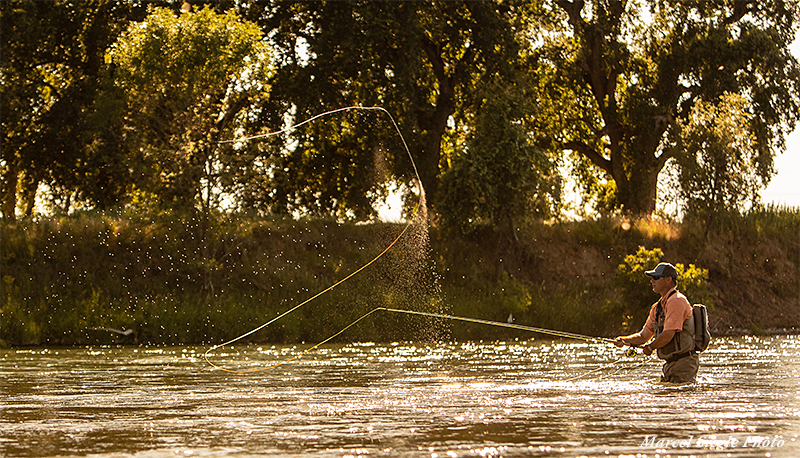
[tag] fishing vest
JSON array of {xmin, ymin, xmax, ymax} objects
[{"xmin": 654, "ymin": 289, "xmax": 696, "ymax": 361}]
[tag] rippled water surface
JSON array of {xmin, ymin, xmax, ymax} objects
[{"xmin": 2, "ymin": 336, "xmax": 799, "ymax": 457}]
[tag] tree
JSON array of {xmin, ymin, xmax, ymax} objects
[
  {"xmin": 110, "ymin": 5, "xmax": 273, "ymax": 215},
  {"xmin": 249, "ymin": 1, "xmax": 537, "ymax": 219},
  {"xmin": 539, "ymin": 0, "xmax": 800, "ymax": 216},
  {"xmin": 676, "ymin": 93, "xmax": 763, "ymax": 230},
  {"xmin": 0, "ymin": 0, "xmax": 153, "ymax": 220},
  {"xmin": 110, "ymin": 5, "xmax": 274, "ymax": 297},
  {"xmin": 437, "ymin": 78, "xmax": 562, "ymax": 237}
]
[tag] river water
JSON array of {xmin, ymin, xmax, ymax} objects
[{"xmin": 2, "ymin": 336, "xmax": 798, "ymax": 457}]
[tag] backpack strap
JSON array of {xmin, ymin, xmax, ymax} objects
[
  {"xmin": 654, "ymin": 289, "xmax": 684, "ymax": 357},
  {"xmin": 655, "ymin": 289, "xmax": 678, "ymax": 324}
]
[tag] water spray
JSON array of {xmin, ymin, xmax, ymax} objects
[
  {"xmin": 204, "ymin": 106, "xmax": 637, "ymax": 374},
  {"xmin": 204, "ymin": 106, "xmax": 425, "ymax": 373}
]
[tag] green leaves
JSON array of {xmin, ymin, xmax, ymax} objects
[
  {"xmin": 109, "ymin": 6, "xmax": 273, "ymax": 214},
  {"xmin": 677, "ymin": 93, "xmax": 763, "ymax": 217},
  {"xmin": 3, "ymin": 1, "xmax": 798, "ymax": 224},
  {"xmin": 113, "ymin": 7, "xmax": 267, "ymax": 105},
  {"xmin": 438, "ymin": 78, "xmax": 561, "ymax": 234},
  {"xmin": 1, "ymin": 0, "xmax": 151, "ymax": 217},
  {"xmin": 543, "ymin": 0, "xmax": 800, "ymax": 216}
]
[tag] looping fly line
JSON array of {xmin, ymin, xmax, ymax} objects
[
  {"xmin": 204, "ymin": 106, "xmax": 632, "ymax": 374},
  {"xmin": 204, "ymin": 106, "xmax": 424, "ymax": 373}
]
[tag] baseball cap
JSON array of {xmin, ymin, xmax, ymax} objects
[{"xmin": 645, "ymin": 262, "xmax": 678, "ymax": 280}]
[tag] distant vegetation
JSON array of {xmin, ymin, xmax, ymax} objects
[
  {"xmin": 3, "ymin": 2, "xmax": 799, "ymax": 346},
  {"xmin": 2, "ymin": 205, "xmax": 797, "ymax": 347},
  {"xmin": 4, "ymin": 1, "xmax": 799, "ymax": 229}
]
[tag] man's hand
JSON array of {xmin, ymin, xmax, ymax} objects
[
  {"xmin": 643, "ymin": 344, "xmax": 653, "ymax": 356},
  {"xmin": 613, "ymin": 337, "xmax": 626, "ymax": 348}
]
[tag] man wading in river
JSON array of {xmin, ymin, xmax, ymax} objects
[{"xmin": 614, "ymin": 262, "xmax": 699, "ymax": 383}]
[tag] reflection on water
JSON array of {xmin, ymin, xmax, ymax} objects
[{"xmin": 1, "ymin": 336, "xmax": 798, "ymax": 457}]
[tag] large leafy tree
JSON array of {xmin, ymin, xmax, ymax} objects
[
  {"xmin": 0, "ymin": 0, "xmax": 154, "ymax": 220},
  {"xmin": 677, "ymin": 93, "xmax": 763, "ymax": 225},
  {"xmin": 437, "ymin": 76, "xmax": 562, "ymax": 237},
  {"xmin": 110, "ymin": 5, "xmax": 273, "ymax": 215},
  {"xmin": 244, "ymin": 1, "xmax": 539, "ymax": 220},
  {"xmin": 539, "ymin": 0, "xmax": 800, "ymax": 216}
]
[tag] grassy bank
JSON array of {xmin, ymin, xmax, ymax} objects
[
  {"xmin": 2, "ymin": 207, "xmax": 798, "ymax": 347},
  {"xmin": 437, "ymin": 208, "xmax": 799, "ymax": 340}
]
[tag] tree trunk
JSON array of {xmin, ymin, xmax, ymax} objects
[
  {"xmin": 23, "ymin": 180, "xmax": 38, "ymax": 218},
  {"xmin": 418, "ymin": 35, "xmax": 471, "ymax": 213},
  {"xmin": 612, "ymin": 162, "xmax": 660, "ymax": 216},
  {"xmin": 557, "ymin": 0, "xmax": 667, "ymax": 218},
  {"xmin": 418, "ymin": 101, "xmax": 452, "ymax": 211},
  {"xmin": 1, "ymin": 161, "xmax": 18, "ymax": 221}
]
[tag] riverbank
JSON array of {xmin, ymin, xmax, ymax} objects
[
  {"xmin": 1, "ymin": 208, "xmax": 797, "ymax": 347},
  {"xmin": 432, "ymin": 210, "xmax": 799, "ymax": 341}
]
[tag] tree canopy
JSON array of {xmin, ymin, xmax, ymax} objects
[
  {"xmin": 110, "ymin": 5, "xmax": 272, "ymax": 215},
  {"xmin": 259, "ymin": 1, "xmax": 544, "ymax": 220},
  {"xmin": 2, "ymin": 0, "xmax": 798, "ymax": 228},
  {"xmin": 1, "ymin": 0, "xmax": 155, "ymax": 218},
  {"xmin": 676, "ymin": 93, "xmax": 764, "ymax": 225},
  {"xmin": 539, "ymin": 0, "xmax": 800, "ymax": 215}
]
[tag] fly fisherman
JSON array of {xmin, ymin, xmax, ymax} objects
[{"xmin": 614, "ymin": 262, "xmax": 699, "ymax": 383}]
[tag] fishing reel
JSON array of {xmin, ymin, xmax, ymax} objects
[{"xmin": 625, "ymin": 347, "xmax": 638, "ymax": 358}]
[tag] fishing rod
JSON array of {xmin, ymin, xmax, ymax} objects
[
  {"xmin": 378, "ymin": 308, "xmax": 639, "ymax": 358},
  {"xmin": 376, "ymin": 307, "xmax": 617, "ymax": 344},
  {"xmin": 205, "ymin": 306, "xmax": 638, "ymax": 373}
]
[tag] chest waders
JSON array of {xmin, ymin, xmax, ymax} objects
[{"xmin": 654, "ymin": 290, "xmax": 697, "ymax": 363}]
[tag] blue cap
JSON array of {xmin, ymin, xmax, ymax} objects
[{"xmin": 645, "ymin": 262, "xmax": 678, "ymax": 280}]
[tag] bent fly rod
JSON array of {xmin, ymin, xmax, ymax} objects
[
  {"xmin": 378, "ymin": 308, "xmax": 638, "ymax": 357},
  {"xmin": 205, "ymin": 306, "xmax": 636, "ymax": 373},
  {"xmin": 376, "ymin": 307, "xmax": 617, "ymax": 344}
]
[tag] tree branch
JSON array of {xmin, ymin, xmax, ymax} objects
[
  {"xmin": 557, "ymin": 0, "xmax": 585, "ymax": 28},
  {"xmin": 722, "ymin": 1, "xmax": 753, "ymax": 26},
  {"xmin": 421, "ymin": 35, "xmax": 446, "ymax": 83},
  {"xmin": 564, "ymin": 140, "xmax": 613, "ymax": 176}
]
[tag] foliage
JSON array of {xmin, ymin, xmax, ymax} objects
[
  {"xmin": 616, "ymin": 247, "xmax": 665, "ymax": 320},
  {"xmin": 2, "ymin": 0, "xmax": 799, "ymax": 234},
  {"xmin": 496, "ymin": 272, "xmax": 532, "ymax": 317},
  {"xmin": 250, "ymin": 109, "xmax": 405, "ymax": 221},
  {"xmin": 0, "ymin": 212, "xmax": 436, "ymax": 346},
  {"xmin": 537, "ymin": 0, "xmax": 800, "ymax": 216},
  {"xmin": 683, "ymin": 202, "xmax": 800, "ymax": 249},
  {"xmin": 740, "ymin": 203, "xmax": 800, "ymax": 239},
  {"xmin": 109, "ymin": 5, "xmax": 273, "ymax": 215},
  {"xmin": 677, "ymin": 93, "xmax": 765, "ymax": 227},
  {"xmin": 0, "ymin": 0, "xmax": 155, "ymax": 219},
  {"xmin": 567, "ymin": 153, "xmax": 620, "ymax": 218},
  {"xmin": 3, "ymin": 207, "xmax": 797, "ymax": 347},
  {"xmin": 259, "ymin": 1, "xmax": 539, "ymax": 219},
  {"xmin": 437, "ymin": 79, "xmax": 561, "ymax": 235}
]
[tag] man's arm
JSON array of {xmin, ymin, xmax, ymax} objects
[
  {"xmin": 615, "ymin": 329, "xmax": 675, "ymax": 356},
  {"xmin": 614, "ymin": 329, "xmax": 652, "ymax": 347},
  {"xmin": 642, "ymin": 329, "xmax": 676, "ymax": 355}
]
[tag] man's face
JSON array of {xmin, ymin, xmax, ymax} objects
[{"xmin": 650, "ymin": 275, "xmax": 672, "ymax": 295}]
